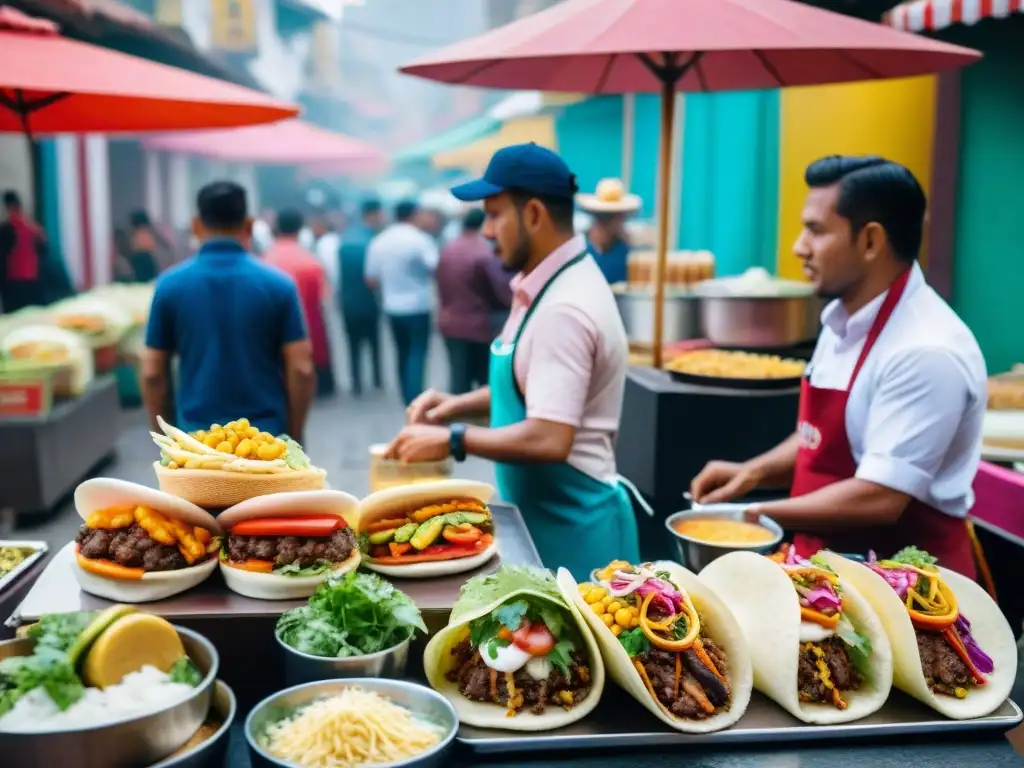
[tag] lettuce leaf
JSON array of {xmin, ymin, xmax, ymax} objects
[
  {"xmin": 836, "ymin": 614, "xmax": 873, "ymax": 677},
  {"xmin": 276, "ymin": 560, "xmax": 335, "ymax": 577},
  {"xmin": 451, "ymin": 565, "xmax": 565, "ymax": 625},
  {"xmin": 0, "ymin": 647, "xmax": 84, "ymax": 715},
  {"xmin": 277, "ymin": 435, "xmax": 312, "ymax": 470},
  {"xmin": 25, "ymin": 611, "xmax": 97, "ymax": 654}
]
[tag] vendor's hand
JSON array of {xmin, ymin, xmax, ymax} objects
[
  {"xmin": 406, "ymin": 389, "xmax": 455, "ymax": 425},
  {"xmin": 690, "ymin": 461, "xmax": 762, "ymax": 504},
  {"xmin": 385, "ymin": 425, "xmax": 452, "ymax": 463}
]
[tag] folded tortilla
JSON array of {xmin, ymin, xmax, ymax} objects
[
  {"xmin": 700, "ymin": 551, "xmax": 893, "ymax": 724},
  {"xmin": 559, "ymin": 561, "xmax": 753, "ymax": 733},
  {"xmin": 423, "ymin": 573, "xmax": 604, "ymax": 730},
  {"xmin": 818, "ymin": 552, "xmax": 1017, "ymax": 719}
]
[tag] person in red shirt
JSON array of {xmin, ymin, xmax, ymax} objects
[
  {"xmin": 0, "ymin": 190, "xmax": 48, "ymax": 313},
  {"xmin": 263, "ymin": 209, "xmax": 335, "ymax": 397}
]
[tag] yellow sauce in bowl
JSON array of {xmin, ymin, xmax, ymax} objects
[{"xmin": 672, "ymin": 518, "xmax": 775, "ymax": 546}]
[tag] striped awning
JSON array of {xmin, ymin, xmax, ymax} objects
[{"xmin": 884, "ymin": 0, "xmax": 1024, "ymax": 32}]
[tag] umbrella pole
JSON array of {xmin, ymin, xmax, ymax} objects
[{"xmin": 652, "ymin": 81, "xmax": 676, "ymax": 370}]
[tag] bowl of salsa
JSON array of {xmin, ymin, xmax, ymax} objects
[{"xmin": 665, "ymin": 505, "xmax": 783, "ymax": 572}]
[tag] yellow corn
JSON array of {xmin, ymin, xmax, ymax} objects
[
  {"xmin": 203, "ymin": 434, "xmax": 220, "ymax": 449},
  {"xmin": 611, "ymin": 624, "xmax": 623, "ymax": 637},
  {"xmin": 558, "ymin": 690, "xmax": 573, "ymax": 706},
  {"xmin": 584, "ymin": 587, "xmax": 605, "ymax": 604},
  {"xmin": 601, "ymin": 595, "xmax": 614, "ymax": 608},
  {"xmin": 578, "ymin": 583, "xmax": 594, "ymax": 599},
  {"xmin": 601, "ymin": 613, "xmax": 614, "ymax": 627},
  {"xmin": 215, "ymin": 440, "xmax": 233, "ymax": 454},
  {"xmin": 235, "ymin": 438, "xmax": 253, "ymax": 458},
  {"xmin": 606, "ymin": 601, "xmax": 621, "ymax": 615},
  {"xmin": 614, "ymin": 608, "xmax": 633, "ymax": 628},
  {"xmin": 589, "ymin": 602, "xmax": 605, "ymax": 616},
  {"xmin": 167, "ymin": 461, "xmax": 179, "ymax": 470},
  {"xmin": 235, "ymin": 418, "xmax": 250, "ymax": 430}
]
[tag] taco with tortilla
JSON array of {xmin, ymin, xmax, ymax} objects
[
  {"xmin": 423, "ymin": 565, "xmax": 604, "ymax": 730},
  {"xmin": 562, "ymin": 560, "xmax": 752, "ymax": 733},
  {"xmin": 818, "ymin": 547, "xmax": 1016, "ymax": 719},
  {"xmin": 700, "ymin": 546, "xmax": 893, "ymax": 724}
]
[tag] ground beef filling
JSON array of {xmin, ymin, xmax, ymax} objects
[
  {"xmin": 446, "ymin": 638, "xmax": 591, "ymax": 715},
  {"xmin": 225, "ymin": 527, "xmax": 356, "ymax": 568},
  {"xmin": 76, "ymin": 524, "xmax": 191, "ymax": 572},
  {"xmin": 638, "ymin": 637, "xmax": 731, "ymax": 720},
  {"xmin": 916, "ymin": 629, "xmax": 976, "ymax": 697},
  {"xmin": 797, "ymin": 637, "xmax": 861, "ymax": 708}
]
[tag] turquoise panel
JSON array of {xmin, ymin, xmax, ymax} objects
[
  {"xmin": 39, "ymin": 140, "xmax": 62, "ymax": 248},
  {"xmin": 554, "ymin": 96, "xmax": 624, "ymax": 196},
  {"xmin": 630, "ymin": 94, "xmax": 660, "ymax": 219},
  {"xmin": 678, "ymin": 90, "xmax": 780, "ymax": 276},
  {"xmin": 942, "ymin": 17, "xmax": 1024, "ymax": 374}
]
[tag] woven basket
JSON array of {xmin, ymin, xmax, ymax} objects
[{"xmin": 154, "ymin": 462, "xmax": 327, "ymax": 509}]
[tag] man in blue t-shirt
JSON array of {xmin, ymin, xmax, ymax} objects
[{"xmin": 141, "ymin": 181, "xmax": 315, "ymax": 441}]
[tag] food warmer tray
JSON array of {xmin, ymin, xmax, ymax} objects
[
  {"xmin": 667, "ymin": 369, "xmax": 802, "ymax": 391},
  {"xmin": 456, "ymin": 688, "xmax": 1022, "ymax": 755},
  {"xmin": 0, "ymin": 540, "xmax": 47, "ymax": 597}
]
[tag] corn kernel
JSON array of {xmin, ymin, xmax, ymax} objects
[
  {"xmin": 578, "ymin": 582, "xmax": 594, "ymax": 596},
  {"xmin": 614, "ymin": 608, "xmax": 632, "ymax": 627},
  {"xmin": 606, "ymin": 601, "xmax": 621, "ymax": 615},
  {"xmin": 601, "ymin": 613, "xmax": 615, "ymax": 627},
  {"xmin": 215, "ymin": 440, "xmax": 233, "ymax": 454},
  {"xmin": 631, "ymin": 616, "xmax": 641, "ymax": 628},
  {"xmin": 210, "ymin": 424, "xmax": 222, "ymax": 433},
  {"xmin": 589, "ymin": 602, "xmax": 605, "ymax": 616},
  {"xmin": 245, "ymin": 426, "xmax": 259, "ymax": 439},
  {"xmin": 203, "ymin": 434, "xmax": 220, "ymax": 449},
  {"xmin": 611, "ymin": 624, "xmax": 623, "ymax": 637},
  {"xmin": 601, "ymin": 595, "xmax": 614, "ymax": 608},
  {"xmin": 194, "ymin": 430, "xmax": 206, "ymax": 441},
  {"xmin": 584, "ymin": 587, "xmax": 605, "ymax": 604},
  {"xmin": 236, "ymin": 418, "xmax": 250, "ymax": 430},
  {"xmin": 235, "ymin": 438, "xmax": 253, "ymax": 458},
  {"xmin": 167, "ymin": 461, "xmax": 179, "ymax": 470}
]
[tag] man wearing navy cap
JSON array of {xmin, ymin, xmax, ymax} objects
[{"xmin": 385, "ymin": 144, "xmax": 643, "ymax": 580}]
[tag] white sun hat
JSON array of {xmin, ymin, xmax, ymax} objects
[{"xmin": 576, "ymin": 178, "xmax": 642, "ymax": 214}]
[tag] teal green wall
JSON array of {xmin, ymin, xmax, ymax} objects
[
  {"xmin": 679, "ymin": 90, "xmax": 780, "ymax": 276},
  {"xmin": 554, "ymin": 96, "xmax": 624, "ymax": 198},
  {"xmin": 630, "ymin": 94, "xmax": 661, "ymax": 220},
  {"xmin": 39, "ymin": 140, "xmax": 62, "ymax": 252},
  {"xmin": 943, "ymin": 17, "xmax": 1024, "ymax": 374}
]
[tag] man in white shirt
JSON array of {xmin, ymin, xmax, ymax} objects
[
  {"xmin": 365, "ymin": 200, "xmax": 440, "ymax": 405},
  {"xmin": 691, "ymin": 155, "xmax": 986, "ymax": 579}
]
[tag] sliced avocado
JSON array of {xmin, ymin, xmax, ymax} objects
[
  {"xmin": 67, "ymin": 604, "xmax": 138, "ymax": 668},
  {"xmin": 410, "ymin": 517, "xmax": 445, "ymax": 551},
  {"xmin": 453, "ymin": 511, "xmax": 490, "ymax": 526},
  {"xmin": 368, "ymin": 528, "xmax": 398, "ymax": 545},
  {"xmin": 393, "ymin": 522, "xmax": 418, "ymax": 544}
]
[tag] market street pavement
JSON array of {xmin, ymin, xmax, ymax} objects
[{"xmin": 12, "ymin": 326, "xmax": 495, "ymax": 549}]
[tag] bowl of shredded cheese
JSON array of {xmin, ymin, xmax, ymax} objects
[{"xmin": 245, "ymin": 678, "xmax": 458, "ymax": 768}]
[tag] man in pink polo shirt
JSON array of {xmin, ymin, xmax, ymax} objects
[{"xmin": 385, "ymin": 144, "xmax": 641, "ymax": 579}]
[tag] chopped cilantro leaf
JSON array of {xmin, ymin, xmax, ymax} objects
[
  {"xmin": 546, "ymin": 639, "xmax": 575, "ymax": 676},
  {"xmin": 618, "ymin": 627, "xmax": 651, "ymax": 657},
  {"xmin": 493, "ymin": 600, "xmax": 529, "ymax": 631}
]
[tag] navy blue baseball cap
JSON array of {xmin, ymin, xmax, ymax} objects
[{"xmin": 450, "ymin": 143, "xmax": 578, "ymax": 202}]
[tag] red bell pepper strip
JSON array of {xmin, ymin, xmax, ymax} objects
[{"xmin": 230, "ymin": 515, "xmax": 345, "ymax": 538}]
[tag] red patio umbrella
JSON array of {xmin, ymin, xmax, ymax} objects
[
  {"xmin": 0, "ymin": 7, "xmax": 297, "ymax": 136},
  {"xmin": 400, "ymin": 0, "xmax": 981, "ymax": 367},
  {"xmin": 142, "ymin": 120, "xmax": 386, "ymax": 171}
]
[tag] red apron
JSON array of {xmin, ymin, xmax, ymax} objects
[{"xmin": 790, "ymin": 269, "xmax": 977, "ymax": 580}]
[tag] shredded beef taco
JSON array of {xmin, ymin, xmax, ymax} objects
[
  {"xmin": 818, "ymin": 548, "xmax": 1016, "ymax": 719},
  {"xmin": 561, "ymin": 560, "xmax": 752, "ymax": 733},
  {"xmin": 700, "ymin": 547, "xmax": 892, "ymax": 724},
  {"xmin": 423, "ymin": 565, "xmax": 604, "ymax": 730}
]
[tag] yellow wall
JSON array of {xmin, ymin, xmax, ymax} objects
[{"xmin": 776, "ymin": 76, "xmax": 937, "ymax": 280}]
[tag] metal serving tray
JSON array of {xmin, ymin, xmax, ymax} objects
[
  {"xmin": 0, "ymin": 540, "xmax": 47, "ymax": 597},
  {"xmin": 457, "ymin": 688, "xmax": 1023, "ymax": 755}
]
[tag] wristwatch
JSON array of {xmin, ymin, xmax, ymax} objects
[{"xmin": 449, "ymin": 422, "xmax": 468, "ymax": 463}]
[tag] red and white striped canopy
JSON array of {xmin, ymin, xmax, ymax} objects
[{"xmin": 884, "ymin": 0, "xmax": 1024, "ymax": 32}]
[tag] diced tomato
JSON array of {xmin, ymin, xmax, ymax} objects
[
  {"xmin": 389, "ymin": 542, "xmax": 412, "ymax": 557},
  {"xmin": 230, "ymin": 515, "xmax": 346, "ymax": 538},
  {"xmin": 512, "ymin": 622, "xmax": 555, "ymax": 656},
  {"xmin": 371, "ymin": 545, "xmax": 390, "ymax": 559},
  {"xmin": 223, "ymin": 558, "xmax": 275, "ymax": 573},
  {"xmin": 442, "ymin": 523, "xmax": 483, "ymax": 546},
  {"xmin": 365, "ymin": 517, "xmax": 409, "ymax": 533}
]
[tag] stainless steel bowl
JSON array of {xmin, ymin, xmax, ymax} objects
[
  {"xmin": 614, "ymin": 289, "xmax": 701, "ymax": 345},
  {"xmin": 665, "ymin": 505, "xmax": 784, "ymax": 572},
  {"xmin": 276, "ymin": 631, "xmax": 410, "ymax": 687},
  {"xmin": 0, "ymin": 625, "xmax": 218, "ymax": 768},
  {"xmin": 698, "ymin": 294, "xmax": 822, "ymax": 348},
  {"xmin": 150, "ymin": 680, "xmax": 236, "ymax": 768},
  {"xmin": 245, "ymin": 678, "xmax": 459, "ymax": 768}
]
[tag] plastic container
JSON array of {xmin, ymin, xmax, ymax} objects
[{"xmin": 368, "ymin": 443, "xmax": 453, "ymax": 492}]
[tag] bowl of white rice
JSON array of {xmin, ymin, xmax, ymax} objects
[{"xmin": 0, "ymin": 626, "xmax": 219, "ymax": 768}]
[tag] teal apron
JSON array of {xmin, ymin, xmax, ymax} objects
[{"xmin": 489, "ymin": 251, "xmax": 644, "ymax": 581}]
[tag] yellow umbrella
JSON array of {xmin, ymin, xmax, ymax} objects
[{"xmin": 432, "ymin": 115, "xmax": 556, "ymax": 172}]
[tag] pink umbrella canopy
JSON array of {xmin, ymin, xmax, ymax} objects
[
  {"xmin": 143, "ymin": 119, "xmax": 386, "ymax": 169},
  {"xmin": 400, "ymin": 0, "xmax": 980, "ymax": 92}
]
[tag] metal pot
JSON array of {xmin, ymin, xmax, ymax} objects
[
  {"xmin": 276, "ymin": 630, "xmax": 411, "ymax": 687},
  {"xmin": 0, "ymin": 626, "xmax": 218, "ymax": 768},
  {"xmin": 698, "ymin": 294, "xmax": 822, "ymax": 348},
  {"xmin": 614, "ymin": 289, "xmax": 701, "ymax": 345},
  {"xmin": 664, "ymin": 505, "xmax": 783, "ymax": 572}
]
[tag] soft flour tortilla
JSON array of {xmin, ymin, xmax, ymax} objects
[
  {"xmin": 359, "ymin": 480, "xmax": 497, "ymax": 579},
  {"xmin": 72, "ymin": 478, "xmax": 221, "ymax": 602},
  {"xmin": 560, "ymin": 561, "xmax": 753, "ymax": 733},
  {"xmin": 700, "ymin": 551, "xmax": 893, "ymax": 724},
  {"xmin": 818, "ymin": 552, "xmax": 1017, "ymax": 719},
  {"xmin": 423, "ymin": 585, "xmax": 604, "ymax": 730}
]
